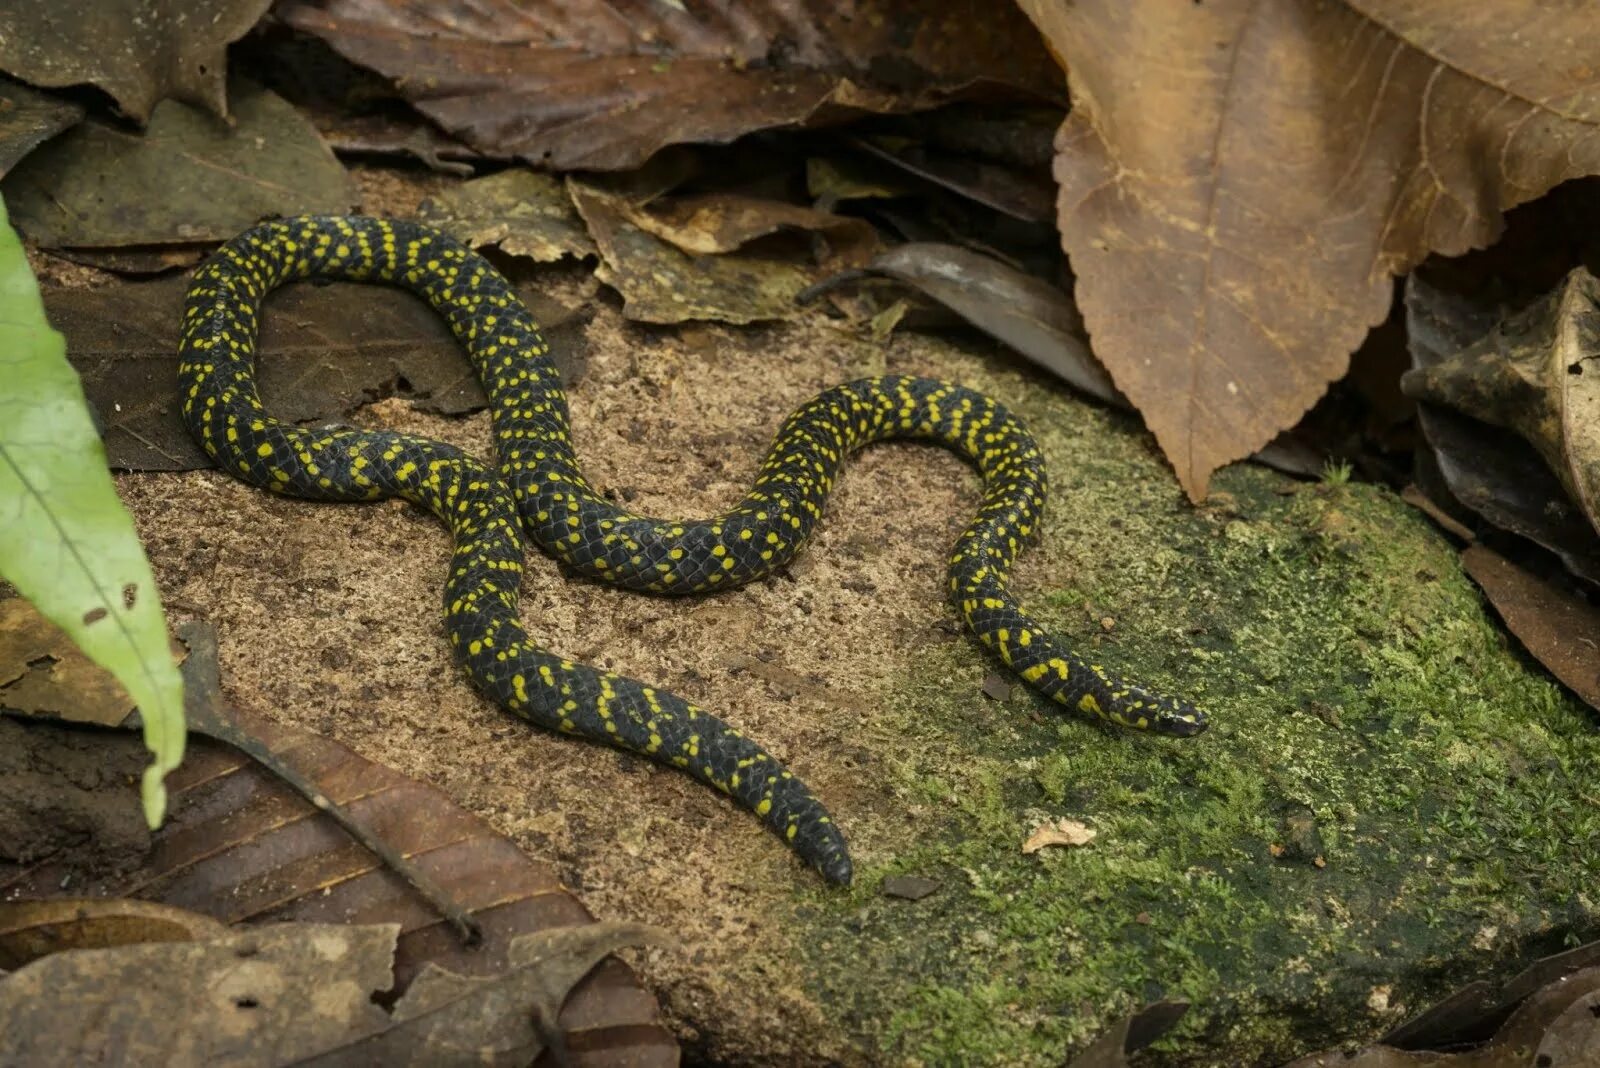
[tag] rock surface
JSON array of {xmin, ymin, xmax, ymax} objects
[{"xmin": 123, "ymin": 288, "xmax": 1600, "ymax": 1065}]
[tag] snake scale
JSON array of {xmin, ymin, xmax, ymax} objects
[{"xmin": 178, "ymin": 216, "xmax": 1206, "ymax": 885}]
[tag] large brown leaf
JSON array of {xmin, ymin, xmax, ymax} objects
[
  {"xmin": 278, "ymin": 0, "xmax": 1062, "ymax": 171},
  {"xmin": 0, "ymin": 0, "xmax": 271, "ymax": 122},
  {"xmin": 1017, "ymin": 1, "xmax": 1600, "ymax": 500},
  {"xmin": 1, "ymin": 82, "xmax": 354, "ymax": 248},
  {"xmin": 43, "ymin": 275, "xmax": 587, "ymax": 471}
]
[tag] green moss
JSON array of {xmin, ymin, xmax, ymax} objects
[{"xmin": 789, "ymin": 381, "xmax": 1600, "ymax": 1066}]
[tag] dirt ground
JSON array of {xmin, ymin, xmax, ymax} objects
[
  {"xmin": 88, "ymin": 161, "xmax": 1600, "ymax": 1068},
  {"xmin": 117, "ymin": 237, "xmax": 1021, "ymax": 1062}
]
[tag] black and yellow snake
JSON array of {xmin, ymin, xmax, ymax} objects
[{"xmin": 177, "ymin": 216, "xmax": 1205, "ymax": 885}]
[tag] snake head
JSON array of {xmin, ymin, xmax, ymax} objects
[{"xmin": 1105, "ymin": 684, "xmax": 1208, "ymax": 737}]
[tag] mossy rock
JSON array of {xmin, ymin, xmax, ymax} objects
[{"xmin": 771, "ymin": 385, "xmax": 1600, "ymax": 1065}]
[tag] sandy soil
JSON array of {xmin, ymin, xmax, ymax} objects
[{"xmin": 117, "ymin": 221, "xmax": 1022, "ymax": 1062}]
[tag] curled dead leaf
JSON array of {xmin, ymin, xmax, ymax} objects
[
  {"xmin": 1404, "ymin": 270, "xmax": 1600, "ymax": 582},
  {"xmin": 1285, "ymin": 964, "xmax": 1600, "ymax": 1067},
  {"xmin": 0, "ymin": 912, "xmax": 672, "ymax": 1066},
  {"xmin": 0, "ymin": 598, "xmax": 186, "ymax": 726},
  {"xmin": 1022, "ymin": 818, "xmax": 1097, "ymax": 854},
  {"xmin": 0, "ymin": 898, "xmax": 226, "ymax": 970},
  {"xmin": 1403, "ymin": 267, "xmax": 1600, "ymax": 543},
  {"xmin": 619, "ymin": 193, "xmax": 879, "ymax": 258},
  {"xmin": 0, "ymin": 76, "xmax": 82, "ymax": 178}
]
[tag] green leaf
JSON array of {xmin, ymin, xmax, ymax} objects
[{"xmin": 0, "ymin": 191, "xmax": 184, "ymax": 825}]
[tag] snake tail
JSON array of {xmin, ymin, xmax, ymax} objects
[{"xmin": 177, "ymin": 217, "xmax": 852, "ymax": 883}]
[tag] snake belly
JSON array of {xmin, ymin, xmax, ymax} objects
[{"xmin": 178, "ymin": 215, "xmax": 1206, "ymax": 887}]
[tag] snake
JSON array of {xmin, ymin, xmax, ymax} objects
[{"xmin": 177, "ymin": 215, "xmax": 1206, "ymax": 886}]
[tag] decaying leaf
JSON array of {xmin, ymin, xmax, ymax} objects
[
  {"xmin": 0, "ymin": 598, "xmax": 186, "ymax": 726},
  {"xmin": 0, "ymin": 618, "xmax": 676, "ymax": 1063},
  {"xmin": 0, "ymin": 921, "xmax": 398, "ymax": 1065},
  {"xmin": 1, "ymin": 81, "xmax": 353, "ymax": 248},
  {"xmin": 1022, "ymin": 817, "xmax": 1097, "ymax": 854},
  {"xmin": 45, "ymin": 275, "xmax": 588, "ymax": 472},
  {"xmin": 1017, "ymin": 0, "xmax": 1600, "ymax": 500},
  {"xmin": 313, "ymin": 923, "xmax": 674, "ymax": 1066},
  {"xmin": 419, "ymin": 169, "xmax": 596, "ymax": 262},
  {"xmin": 0, "ymin": 76, "xmax": 82, "ymax": 178},
  {"xmin": 1404, "ymin": 271, "xmax": 1600, "ymax": 583},
  {"xmin": 1459, "ymin": 545, "xmax": 1600, "ymax": 712},
  {"xmin": 887, "ymin": 103, "xmax": 1060, "ymax": 172},
  {"xmin": 279, "ymin": 0, "xmax": 1063, "ymax": 171},
  {"xmin": 0, "ymin": 915, "xmax": 670, "ymax": 1067},
  {"xmin": 0, "ymin": 898, "xmax": 227, "ymax": 969},
  {"xmin": 1379, "ymin": 939, "xmax": 1600, "ymax": 1051},
  {"xmin": 0, "ymin": 0, "xmax": 271, "ymax": 122},
  {"xmin": 1403, "ymin": 267, "xmax": 1600, "ymax": 542},
  {"xmin": 810, "ymin": 242, "xmax": 1124, "ymax": 406},
  {"xmin": 1, "ymin": 602, "xmax": 475, "ymax": 939},
  {"xmin": 619, "ymin": 193, "xmax": 880, "ymax": 258},
  {"xmin": 570, "ymin": 178, "xmax": 877, "ymax": 324}
]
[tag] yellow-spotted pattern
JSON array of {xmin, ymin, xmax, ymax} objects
[{"xmin": 178, "ymin": 216, "xmax": 1206, "ymax": 886}]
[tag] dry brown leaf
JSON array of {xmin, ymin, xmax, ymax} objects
[
  {"xmin": 1404, "ymin": 270, "xmax": 1600, "ymax": 582},
  {"xmin": 0, "ymin": 597, "xmax": 185, "ymax": 726},
  {"xmin": 820, "ymin": 242, "xmax": 1124, "ymax": 406},
  {"xmin": 1403, "ymin": 267, "xmax": 1600, "ymax": 538},
  {"xmin": 321, "ymin": 923, "xmax": 675, "ymax": 1065},
  {"xmin": 1, "ymin": 82, "xmax": 354, "ymax": 248},
  {"xmin": 1459, "ymin": 545, "xmax": 1600, "ymax": 712},
  {"xmin": 1017, "ymin": 1, "xmax": 1600, "ymax": 500},
  {"xmin": 847, "ymin": 134, "xmax": 1056, "ymax": 223},
  {"xmin": 570, "ymin": 179, "xmax": 878, "ymax": 324},
  {"xmin": 620, "ymin": 193, "xmax": 878, "ymax": 257},
  {"xmin": 0, "ymin": 898, "xmax": 226, "ymax": 969},
  {"xmin": 1022, "ymin": 817, "xmax": 1097, "ymax": 854},
  {"xmin": 0, "ymin": 0, "xmax": 271, "ymax": 123},
  {"xmin": 279, "ymin": 0, "xmax": 1062, "ymax": 171},
  {"xmin": 0, "ymin": 76, "xmax": 82, "ymax": 178},
  {"xmin": 0, "ymin": 910, "xmax": 670, "ymax": 1066},
  {"xmin": 0, "ymin": 922, "xmax": 399, "ymax": 1065},
  {"xmin": 418, "ymin": 169, "xmax": 596, "ymax": 263}
]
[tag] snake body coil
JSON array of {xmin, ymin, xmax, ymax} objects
[{"xmin": 178, "ymin": 216, "xmax": 1205, "ymax": 885}]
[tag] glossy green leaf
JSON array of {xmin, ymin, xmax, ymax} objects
[{"xmin": 0, "ymin": 192, "xmax": 184, "ymax": 825}]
